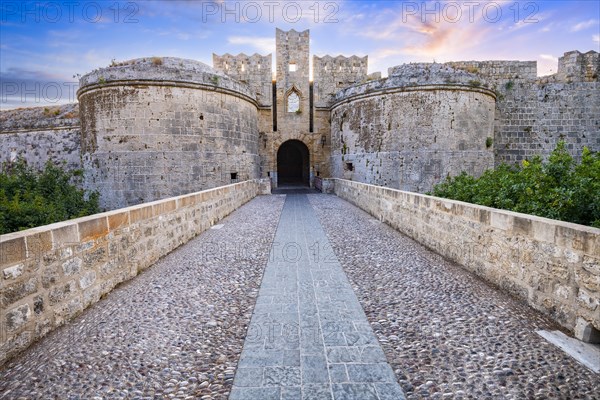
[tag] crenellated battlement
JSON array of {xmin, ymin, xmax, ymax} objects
[
  {"xmin": 313, "ymin": 54, "xmax": 368, "ymax": 107},
  {"xmin": 212, "ymin": 52, "xmax": 272, "ymax": 77},
  {"xmin": 556, "ymin": 50, "xmax": 599, "ymax": 82},
  {"xmin": 314, "ymin": 54, "xmax": 368, "ymax": 75},
  {"xmin": 276, "ymin": 28, "xmax": 309, "ymax": 43},
  {"xmin": 445, "ymin": 60, "xmax": 537, "ymax": 84},
  {"xmin": 213, "ymin": 52, "xmax": 273, "ymax": 106}
]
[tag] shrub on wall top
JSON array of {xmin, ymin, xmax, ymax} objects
[
  {"xmin": 0, "ymin": 161, "xmax": 100, "ymax": 234},
  {"xmin": 430, "ymin": 142, "xmax": 600, "ymax": 228}
]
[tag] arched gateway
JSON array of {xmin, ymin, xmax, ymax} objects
[{"xmin": 277, "ymin": 140, "xmax": 310, "ymax": 186}]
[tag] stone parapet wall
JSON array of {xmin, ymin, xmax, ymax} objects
[
  {"xmin": 0, "ymin": 104, "xmax": 79, "ymax": 131},
  {"xmin": 0, "ymin": 104, "xmax": 82, "ymax": 171},
  {"xmin": 79, "ymin": 57, "xmax": 254, "ymax": 100},
  {"xmin": 0, "ymin": 180, "xmax": 262, "ymax": 366},
  {"xmin": 328, "ymin": 178, "xmax": 600, "ymax": 343},
  {"xmin": 335, "ymin": 63, "xmax": 491, "ymax": 104}
]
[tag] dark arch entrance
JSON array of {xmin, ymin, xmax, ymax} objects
[{"xmin": 277, "ymin": 140, "xmax": 310, "ymax": 186}]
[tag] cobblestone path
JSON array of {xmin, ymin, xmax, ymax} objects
[
  {"xmin": 0, "ymin": 195, "xmax": 285, "ymax": 400},
  {"xmin": 230, "ymin": 194, "xmax": 406, "ymax": 400},
  {"xmin": 1, "ymin": 193, "xmax": 598, "ymax": 400},
  {"xmin": 308, "ymin": 194, "xmax": 599, "ymax": 400}
]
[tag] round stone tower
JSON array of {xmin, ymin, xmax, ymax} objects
[
  {"xmin": 330, "ymin": 63, "xmax": 497, "ymax": 193},
  {"xmin": 77, "ymin": 57, "xmax": 260, "ymax": 209}
]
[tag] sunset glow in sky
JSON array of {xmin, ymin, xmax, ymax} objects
[{"xmin": 1, "ymin": 0, "xmax": 599, "ymax": 108}]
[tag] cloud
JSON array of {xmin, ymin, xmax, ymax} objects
[
  {"xmin": 539, "ymin": 54, "xmax": 558, "ymax": 62},
  {"xmin": 353, "ymin": 2, "xmax": 509, "ymax": 61},
  {"xmin": 1, "ymin": 67, "xmax": 67, "ymax": 81},
  {"xmin": 593, "ymin": 34, "xmax": 600, "ymax": 43},
  {"xmin": 84, "ymin": 49, "xmax": 107, "ymax": 66},
  {"xmin": 398, "ymin": 13, "xmax": 491, "ymax": 59},
  {"xmin": 227, "ymin": 36, "xmax": 275, "ymax": 54},
  {"xmin": 0, "ymin": 69, "xmax": 79, "ymax": 110},
  {"xmin": 571, "ymin": 19, "xmax": 598, "ymax": 32},
  {"xmin": 538, "ymin": 21, "xmax": 557, "ymax": 33}
]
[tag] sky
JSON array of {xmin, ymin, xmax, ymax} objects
[{"xmin": 1, "ymin": 0, "xmax": 599, "ymax": 109}]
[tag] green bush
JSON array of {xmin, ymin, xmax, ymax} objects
[
  {"xmin": 430, "ymin": 142, "xmax": 600, "ymax": 228},
  {"xmin": 0, "ymin": 161, "xmax": 100, "ymax": 234}
]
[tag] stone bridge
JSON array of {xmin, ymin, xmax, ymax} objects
[{"xmin": 1, "ymin": 180, "xmax": 599, "ymax": 399}]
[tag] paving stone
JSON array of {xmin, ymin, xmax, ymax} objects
[
  {"xmin": 303, "ymin": 384, "xmax": 334, "ymax": 400},
  {"xmin": 232, "ymin": 194, "xmax": 406, "ymax": 398},
  {"xmin": 301, "ymin": 355, "xmax": 329, "ymax": 384},
  {"xmin": 232, "ymin": 368, "xmax": 264, "ymax": 387},
  {"xmin": 326, "ymin": 347, "xmax": 361, "ymax": 363},
  {"xmin": 263, "ymin": 366, "xmax": 301, "ymax": 386},
  {"xmin": 238, "ymin": 349, "xmax": 285, "ymax": 367},
  {"xmin": 346, "ymin": 363, "xmax": 396, "ymax": 383},
  {"xmin": 229, "ymin": 386, "xmax": 280, "ymax": 400},
  {"xmin": 328, "ymin": 364, "xmax": 349, "ymax": 383},
  {"xmin": 332, "ymin": 383, "xmax": 379, "ymax": 400},
  {"xmin": 282, "ymin": 386, "xmax": 302, "ymax": 400}
]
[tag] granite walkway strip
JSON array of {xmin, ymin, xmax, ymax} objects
[{"xmin": 230, "ymin": 194, "xmax": 406, "ymax": 400}]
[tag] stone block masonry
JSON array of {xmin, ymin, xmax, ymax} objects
[
  {"xmin": 213, "ymin": 53, "xmax": 273, "ymax": 107},
  {"xmin": 327, "ymin": 179, "xmax": 600, "ymax": 343},
  {"xmin": 77, "ymin": 57, "xmax": 261, "ymax": 210},
  {"xmin": 449, "ymin": 53, "xmax": 600, "ymax": 165},
  {"xmin": 0, "ymin": 127, "xmax": 81, "ymax": 171},
  {"xmin": 330, "ymin": 63, "xmax": 496, "ymax": 193},
  {"xmin": 0, "ymin": 103, "xmax": 81, "ymax": 171},
  {"xmin": 0, "ymin": 180, "xmax": 263, "ymax": 366},
  {"xmin": 313, "ymin": 55, "xmax": 368, "ymax": 108}
]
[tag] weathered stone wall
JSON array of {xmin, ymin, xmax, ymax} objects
[
  {"xmin": 312, "ymin": 108, "xmax": 332, "ymax": 178},
  {"xmin": 0, "ymin": 104, "xmax": 81, "ymax": 170},
  {"xmin": 0, "ymin": 128, "xmax": 81, "ymax": 171},
  {"xmin": 493, "ymin": 80, "xmax": 600, "ymax": 164},
  {"xmin": 449, "ymin": 52, "xmax": 600, "ymax": 165},
  {"xmin": 275, "ymin": 28, "xmax": 310, "ymax": 132},
  {"xmin": 78, "ymin": 57, "xmax": 261, "ymax": 210},
  {"xmin": 0, "ymin": 180, "xmax": 262, "ymax": 366},
  {"xmin": 330, "ymin": 64, "xmax": 496, "ymax": 193},
  {"xmin": 329, "ymin": 178, "xmax": 600, "ymax": 343},
  {"xmin": 255, "ymin": 28, "xmax": 331, "ymax": 187},
  {"xmin": 556, "ymin": 50, "xmax": 599, "ymax": 83},
  {"xmin": 313, "ymin": 55, "xmax": 368, "ymax": 107},
  {"xmin": 447, "ymin": 60, "xmax": 537, "ymax": 82},
  {"xmin": 213, "ymin": 53, "xmax": 273, "ymax": 106}
]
